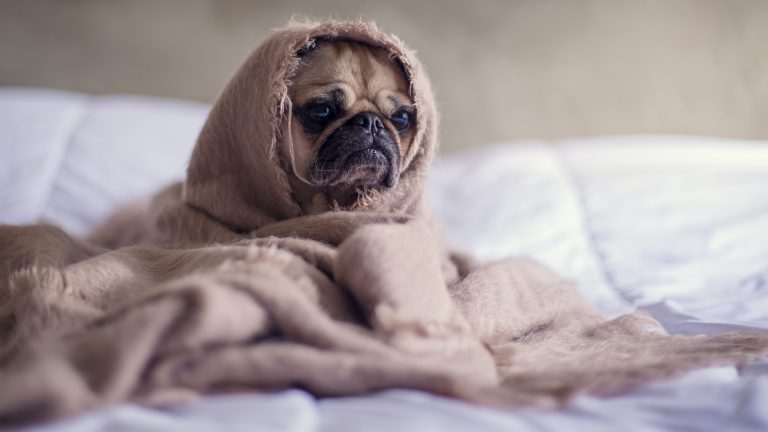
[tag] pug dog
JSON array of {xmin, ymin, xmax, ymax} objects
[{"xmin": 286, "ymin": 40, "xmax": 416, "ymax": 212}]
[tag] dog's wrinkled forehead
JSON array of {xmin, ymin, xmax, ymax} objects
[{"xmin": 290, "ymin": 40, "xmax": 411, "ymax": 115}]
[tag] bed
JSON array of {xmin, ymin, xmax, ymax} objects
[{"xmin": 2, "ymin": 87, "xmax": 767, "ymax": 432}]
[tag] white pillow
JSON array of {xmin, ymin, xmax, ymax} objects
[{"xmin": 0, "ymin": 87, "xmax": 209, "ymax": 235}]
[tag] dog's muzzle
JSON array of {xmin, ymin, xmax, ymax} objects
[{"xmin": 310, "ymin": 112, "xmax": 400, "ymax": 188}]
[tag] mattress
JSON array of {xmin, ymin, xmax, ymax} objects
[{"xmin": 2, "ymin": 88, "xmax": 767, "ymax": 432}]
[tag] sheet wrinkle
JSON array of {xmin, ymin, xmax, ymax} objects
[
  {"xmin": 700, "ymin": 205, "xmax": 768, "ymax": 235},
  {"xmin": 549, "ymin": 142, "xmax": 634, "ymax": 310},
  {"xmin": 38, "ymin": 96, "xmax": 91, "ymax": 222}
]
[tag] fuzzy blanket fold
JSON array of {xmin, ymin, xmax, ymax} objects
[{"xmin": 1, "ymin": 20, "xmax": 767, "ymax": 426}]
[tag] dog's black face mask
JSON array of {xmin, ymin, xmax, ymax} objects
[{"xmin": 310, "ymin": 111, "xmax": 400, "ymax": 190}]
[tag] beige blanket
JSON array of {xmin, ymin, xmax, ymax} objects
[{"xmin": 1, "ymin": 20, "xmax": 766, "ymax": 426}]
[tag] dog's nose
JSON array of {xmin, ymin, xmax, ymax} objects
[{"xmin": 351, "ymin": 112, "xmax": 384, "ymax": 134}]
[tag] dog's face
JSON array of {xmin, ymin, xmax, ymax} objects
[{"xmin": 288, "ymin": 40, "xmax": 415, "ymax": 207}]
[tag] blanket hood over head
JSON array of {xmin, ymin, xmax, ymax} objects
[{"xmin": 184, "ymin": 20, "xmax": 437, "ymax": 231}]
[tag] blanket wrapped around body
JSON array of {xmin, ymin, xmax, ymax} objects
[{"xmin": 1, "ymin": 20, "xmax": 767, "ymax": 426}]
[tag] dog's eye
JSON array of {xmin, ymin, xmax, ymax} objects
[
  {"xmin": 305, "ymin": 103, "xmax": 333, "ymax": 125},
  {"xmin": 390, "ymin": 110, "xmax": 411, "ymax": 132}
]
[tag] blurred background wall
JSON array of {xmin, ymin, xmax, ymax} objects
[{"xmin": 1, "ymin": 0, "xmax": 766, "ymax": 152}]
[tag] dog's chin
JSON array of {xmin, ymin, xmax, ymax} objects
[
  {"xmin": 308, "ymin": 146, "xmax": 400, "ymax": 208},
  {"xmin": 338, "ymin": 148, "xmax": 390, "ymax": 187},
  {"xmin": 310, "ymin": 150, "xmax": 392, "ymax": 206}
]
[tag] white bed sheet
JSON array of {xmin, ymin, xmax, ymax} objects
[{"xmin": 2, "ymin": 88, "xmax": 767, "ymax": 432}]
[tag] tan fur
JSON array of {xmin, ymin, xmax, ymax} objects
[{"xmin": 0, "ymin": 20, "xmax": 766, "ymax": 427}]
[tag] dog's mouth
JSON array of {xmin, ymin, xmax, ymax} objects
[
  {"xmin": 308, "ymin": 119, "xmax": 401, "ymax": 191},
  {"xmin": 312, "ymin": 144, "xmax": 395, "ymax": 189},
  {"xmin": 340, "ymin": 148, "xmax": 390, "ymax": 186}
]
